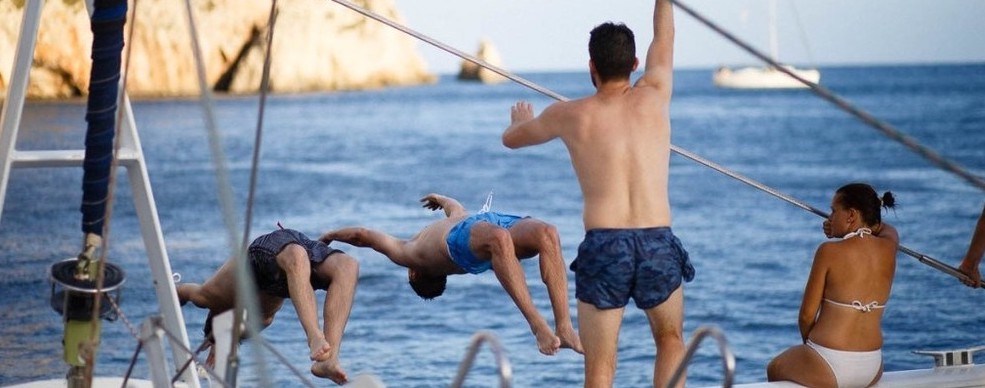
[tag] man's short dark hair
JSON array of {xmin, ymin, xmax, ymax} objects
[
  {"xmin": 589, "ymin": 22, "xmax": 637, "ymax": 83},
  {"xmin": 408, "ymin": 270, "xmax": 447, "ymax": 300}
]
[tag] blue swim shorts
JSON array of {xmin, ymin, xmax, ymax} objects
[
  {"xmin": 446, "ymin": 212, "xmax": 525, "ymax": 274},
  {"xmin": 570, "ymin": 227, "xmax": 695, "ymax": 310},
  {"xmin": 248, "ymin": 228, "xmax": 343, "ymax": 298}
]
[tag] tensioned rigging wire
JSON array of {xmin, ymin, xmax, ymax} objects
[
  {"xmin": 325, "ymin": 0, "xmax": 982, "ymax": 288},
  {"xmin": 181, "ymin": 0, "xmax": 274, "ymax": 385},
  {"xmin": 787, "ymin": 1, "xmax": 817, "ymax": 67},
  {"xmin": 226, "ymin": 0, "xmax": 280, "ymax": 386},
  {"xmin": 182, "ymin": 0, "xmax": 240, "ymax": 262}
]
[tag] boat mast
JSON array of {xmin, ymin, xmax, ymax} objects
[{"xmin": 768, "ymin": 0, "xmax": 779, "ymax": 63}]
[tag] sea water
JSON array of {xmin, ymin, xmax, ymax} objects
[{"xmin": 0, "ymin": 64, "xmax": 983, "ymax": 387}]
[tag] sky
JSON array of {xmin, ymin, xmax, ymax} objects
[{"xmin": 391, "ymin": 0, "xmax": 985, "ymax": 74}]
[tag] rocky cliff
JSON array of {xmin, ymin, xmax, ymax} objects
[{"xmin": 0, "ymin": 0, "xmax": 435, "ymax": 99}]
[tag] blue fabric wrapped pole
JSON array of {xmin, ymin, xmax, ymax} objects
[{"xmin": 80, "ymin": 0, "xmax": 127, "ymax": 236}]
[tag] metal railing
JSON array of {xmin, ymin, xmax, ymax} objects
[
  {"xmin": 451, "ymin": 331, "xmax": 513, "ymax": 388},
  {"xmin": 667, "ymin": 325, "xmax": 736, "ymax": 388}
]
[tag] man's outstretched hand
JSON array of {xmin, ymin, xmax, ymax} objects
[{"xmin": 420, "ymin": 193, "xmax": 445, "ymax": 211}]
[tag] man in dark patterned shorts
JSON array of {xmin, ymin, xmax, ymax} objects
[
  {"xmin": 177, "ymin": 227, "xmax": 358, "ymax": 385},
  {"xmin": 501, "ymin": 0, "xmax": 695, "ymax": 386}
]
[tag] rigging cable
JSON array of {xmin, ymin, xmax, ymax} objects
[
  {"xmin": 182, "ymin": 0, "xmax": 241, "ymax": 262},
  {"xmin": 787, "ymin": 1, "xmax": 817, "ymax": 67},
  {"xmin": 185, "ymin": 0, "xmax": 267, "ymax": 379},
  {"xmin": 181, "ymin": 0, "xmax": 312, "ymax": 386},
  {"xmin": 227, "ymin": 0, "xmax": 280, "ymax": 385},
  {"xmin": 325, "ymin": 0, "xmax": 981, "ymax": 288},
  {"xmin": 179, "ymin": 0, "xmax": 266, "ymax": 381}
]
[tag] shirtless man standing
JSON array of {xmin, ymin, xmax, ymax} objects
[{"xmin": 502, "ymin": 1, "xmax": 694, "ymax": 386}]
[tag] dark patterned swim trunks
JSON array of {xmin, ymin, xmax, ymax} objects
[
  {"xmin": 571, "ymin": 227, "xmax": 695, "ymax": 309},
  {"xmin": 248, "ymin": 228, "xmax": 343, "ymax": 298}
]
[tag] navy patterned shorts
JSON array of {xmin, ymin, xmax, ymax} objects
[
  {"xmin": 248, "ymin": 228, "xmax": 343, "ymax": 298},
  {"xmin": 571, "ymin": 227, "xmax": 695, "ymax": 309}
]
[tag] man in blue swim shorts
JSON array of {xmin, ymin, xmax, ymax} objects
[
  {"xmin": 177, "ymin": 227, "xmax": 358, "ymax": 385},
  {"xmin": 321, "ymin": 193, "xmax": 583, "ymax": 356}
]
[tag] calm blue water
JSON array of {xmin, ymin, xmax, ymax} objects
[{"xmin": 1, "ymin": 64, "xmax": 983, "ymax": 387}]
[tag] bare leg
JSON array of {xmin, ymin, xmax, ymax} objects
[
  {"xmin": 578, "ymin": 301, "xmax": 624, "ymax": 387},
  {"xmin": 509, "ymin": 219, "xmax": 583, "ymax": 354},
  {"xmin": 275, "ymin": 244, "xmax": 331, "ymax": 363},
  {"xmin": 177, "ymin": 259, "xmax": 238, "ymax": 311},
  {"xmin": 472, "ymin": 223, "xmax": 560, "ymax": 355},
  {"xmin": 310, "ymin": 252, "xmax": 359, "ymax": 385},
  {"xmin": 176, "ymin": 283, "xmax": 199, "ymax": 307},
  {"xmin": 644, "ymin": 286, "xmax": 686, "ymax": 388},
  {"xmin": 767, "ymin": 343, "xmax": 837, "ymax": 388}
]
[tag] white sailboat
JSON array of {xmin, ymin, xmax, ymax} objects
[{"xmin": 713, "ymin": 0, "xmax": 820, "ymax": 89}]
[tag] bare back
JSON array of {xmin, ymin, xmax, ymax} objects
[
  {"xmin": 403, "ymin": 216, "xmax": 465, "ymax": 275},
  {"xmin": 555, "ymin": 85, "xmax": 671, "ymax": 229},
  {"xmin": 804, "ymin": 233, "xmax": 897, "ymax": 351},
  {"xmin": 503, "ymin": 0, "xmax": 675, "ymax": 231}
]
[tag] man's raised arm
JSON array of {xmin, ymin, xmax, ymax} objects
[
  {"xmin": 421, "ymin": 193, "xmax": 466, "ymax": 218},
  {"xmin": 637, "ymin": 0, "xmax": 674, "ymax": 90}
]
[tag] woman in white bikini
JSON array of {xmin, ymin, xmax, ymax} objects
[{"xmin": 767, "ymin": 182, "xmax": 899, "ymax": 388}]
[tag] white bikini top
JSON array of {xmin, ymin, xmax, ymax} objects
[
  {"xmin": 826, "ymin": 227, "xmax": 886, "ymax": 312},
  {"xmin": 823, "ymin": 298, "xmax": 885, "ymax": 312},
  {"xmin": 842, "ymin": 227, "xmax": 872, "ymax": 240}
]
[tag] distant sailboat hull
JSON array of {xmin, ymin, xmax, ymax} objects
[
  {"xmin": 713, "ymin": 66, "xmax": 820, "ymax": 89},
  {"xmin": 714, "ymin": 0, "xmax": 820, "ymax": 90}
]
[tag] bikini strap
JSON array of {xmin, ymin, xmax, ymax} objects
[
  {"xmin": 842, "ymin": 227, "xmax": 873, "ymax": 240},
  {"xmin": 824, "ymin": 298, "xmax": 885, "ymax": 312}
]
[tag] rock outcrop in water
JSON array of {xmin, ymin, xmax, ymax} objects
[
  {"xmin": 0, "ymin": 0, "xmax": 435, "ymax": 100},
  {"xmin": 457, "ymin": 39, "xmax": 507, "ymax": 84}
]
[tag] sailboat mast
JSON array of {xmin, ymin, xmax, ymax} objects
[{"xmin": 768, "ymin": 0, "xmax": 779, "ymax": 62}]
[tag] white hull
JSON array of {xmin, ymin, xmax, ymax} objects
[
  {"xmin": 700, "ymin": 363, "xmax": 985, "ymax": 387},
  {"xmin": 714, "ymin": 66, "xmax": 820, "ymax": 89}
]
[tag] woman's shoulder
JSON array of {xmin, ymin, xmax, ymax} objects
[
  {"xmin": 813, "ymin": 239, "xmax": 846, "ymax": 265},
  {"xmin": 816, "ymin": 238, "xmax": 847, "ymax": 253}
]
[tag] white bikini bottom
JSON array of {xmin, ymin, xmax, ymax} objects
[{"xmin": 806, "ymin": 339, "xmax": 882, "ymax": 388}]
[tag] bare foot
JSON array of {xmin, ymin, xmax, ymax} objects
[
  {"xmin": 535, "ymin": 330, "xmax": 561, "ymax": 356},
  {"xmin": 311, "ymin": 359, "xmax": 348, "ymax": 385},
  {"xmin": 309, "ymin": 338, "xmax": 332, "ymax": 362},
  {"xmin": 557, "ymin": 327, "xmax": 584, "ymax": 354}
]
